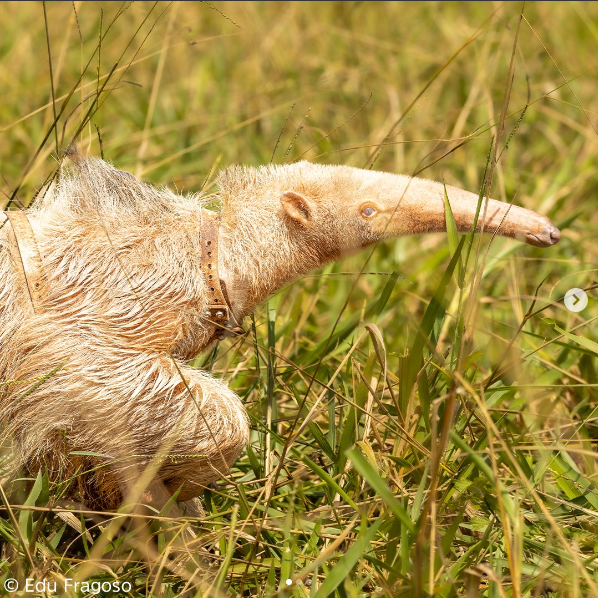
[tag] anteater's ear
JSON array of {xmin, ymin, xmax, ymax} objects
[{"xmin": 281, "ymin": 191, "xmax": 314, "ymax": 226}]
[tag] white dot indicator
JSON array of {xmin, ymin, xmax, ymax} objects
[
  {"xmin": 286, "ymin": 579, "xmax": 293, "ymax": 586},
  {"xmin": 564, "ymin": 288, "xmax": 588, "ymax": 312}
]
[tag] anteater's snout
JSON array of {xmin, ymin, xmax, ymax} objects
[{"xmin": 525, "ymin": 219, "xmax": 561, "ymax": 247}]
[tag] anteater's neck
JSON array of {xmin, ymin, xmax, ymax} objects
[{"xmin": 217, "ymin": 208, "xmax": 325, "ymax": 318}]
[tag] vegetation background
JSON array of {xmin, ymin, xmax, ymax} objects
[{"xmin": 1, "ymin": 1, "xmax": 598, "ymax": 596}]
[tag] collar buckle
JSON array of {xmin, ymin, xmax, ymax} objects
[{"xmin": 201, "ymin": 210, "xmax": 246, "ymax": 340}]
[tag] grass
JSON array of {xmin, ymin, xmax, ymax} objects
[{"xmin": 1, "ymin": 1, "xmax": 598, "ymax": 596}]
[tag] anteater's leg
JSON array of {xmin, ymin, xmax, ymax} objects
[
  {"xmin": 3, "ymin": 342, "xmax": 249, "ymax": 508},
  {"xmin": 103, "ymin": 355, "xmax": 251, "ymax": 504}
]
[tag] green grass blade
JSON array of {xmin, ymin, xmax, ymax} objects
[
  {"xmin": 313, "ymin": 517, "xmax": 384, "ymax": 598},
  {"xmin": 404, "ymin": 237, "xmax": 465, "ymax": 400},
  {"xmin": 347, "ymin": 447, "xmax": 414, "ymax": 533},
  {"xmin": 374, "ymin": 271, "xmax": 401, "ymax": 318},
  {"xmin": 303, "ymin": 457, "xmax": 359, "ymax": 511},
  {"xmin": 18, "ymin": 470, "xmax": 43, "ymax": 543},
  {"xmin": 443, "ymin": 183, "xmax": 464, "ymax": 287},
  {"xmin": 554, "ymin": 324, "xmax": 598, "ymax": 356}
]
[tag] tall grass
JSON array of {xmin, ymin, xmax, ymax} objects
[{"xmin": 1, "ymin": 2, "xmax": 598, "ymax": 596}]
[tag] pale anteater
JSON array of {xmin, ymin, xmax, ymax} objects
[{"xmin": 0, "ymin": 154, "xmax": 560, "ymax": 510}]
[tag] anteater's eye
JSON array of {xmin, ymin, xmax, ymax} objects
[{"xmin": 362, "ymin": 206, "xmax": 377, "ymax": 218}]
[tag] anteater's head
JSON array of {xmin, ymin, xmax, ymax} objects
[{"xmin": 218, "ymin": 161, "xmax": 560, "ymax": 267}]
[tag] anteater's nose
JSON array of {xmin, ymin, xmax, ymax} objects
[{"xmin": 525, "ymin": 220, "xmax": 561, "ymax": 247}]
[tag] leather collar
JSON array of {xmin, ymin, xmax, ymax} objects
[{"xmin": 199, "ymin": 209, "xmax": 245, "ymax": 342}]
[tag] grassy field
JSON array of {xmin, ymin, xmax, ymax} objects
[{"xmin": 1, "ymin": 1, "xmax": 598, "ymax": 596}]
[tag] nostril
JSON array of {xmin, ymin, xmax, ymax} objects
[{"xmin": 550, "ymin": 227, "xmax": 561, "ymax": 243}]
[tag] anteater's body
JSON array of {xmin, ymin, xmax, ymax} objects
[{"xmin": 0, "ymin": 155, "xmax": 559, "ymax": 509}]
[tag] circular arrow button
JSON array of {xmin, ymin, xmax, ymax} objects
[{"xmin": 564, "ymin": 288, "xmax": 588, "ymax": 312}]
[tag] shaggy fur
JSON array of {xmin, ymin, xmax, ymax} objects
[{"xmin": 0, "ymin": 156, "xmax": 560, "ymax": 509}]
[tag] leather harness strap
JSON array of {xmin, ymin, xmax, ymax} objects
[
  {"xmin": 3, "ymin": 210, "xmax": 44, "ymax": 314},
  {"xmin": 200, "ymin": 209, "xmax": 245, "ymax": 341}
]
